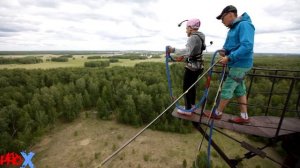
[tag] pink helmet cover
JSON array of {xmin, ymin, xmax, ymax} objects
[{"xmin": 186, "ymin": 19, "xmax": 201, "ymax": 29}]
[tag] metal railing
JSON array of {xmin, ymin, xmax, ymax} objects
[{"xmin": 213, "ymin": 66, "xmax": 300, "ymax": 138}]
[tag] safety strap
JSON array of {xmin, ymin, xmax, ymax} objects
[
  {"xmin": 192, "ymin": 34, "xmax": 205, "ymax": 54},
  {"xmin": 187, "ymin": 34, "xmax": 205, "ymax": 63},
  {"xmin": 228, "ymin": 74, "xmax": 245, "ymax": 83}
]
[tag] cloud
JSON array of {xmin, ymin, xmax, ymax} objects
[
  {"xmin": 264, "ymin": 0, "xmax": 299, "ymax": 18},
  {"xmin": 256, "ymin": 27, "xmax": 300, "ymax": 34},
  {"xmin": 19, "ymin": 0, "xmax": 59, "ymax": 8},
  {"xmin": 255, "ymin": 0, "xmax": 300, "ymax": 35},
  {"xmin": 0, "ymin": 27, "xmax": 19, "ymax": 33},
  {"xmin": 0, "ymin": 24, "xmax": 37, "ymax": 33},
  {"xmin": 0, "ymin": 17, "xmax": 39, "ymax": 39},
  {"xmin": 0, "ymin": 32, "xmax": 15, "ymax": 37},
  {"xmin": 255, "ymin": 27, "xmax": 300, "ymax": 53},
  {"xmin": 107, "ymin": 0, "xmax": 158, "ymax": 4},
  {"xmin": 0, "ymin": 0, "xmax": 299, "ymax": 53}
]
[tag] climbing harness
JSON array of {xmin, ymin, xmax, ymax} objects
[{"xmin": 165, "ymin": 47, "xmax": 223, "ymax": 113}]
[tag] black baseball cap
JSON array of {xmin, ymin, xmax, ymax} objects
[{"xmin": 216, "ymin": 5, "xmax": 237, "ymax": 20}]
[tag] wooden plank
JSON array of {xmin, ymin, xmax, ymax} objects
[
  {"xmin": 250, "ymin": 116, "xmax": 277, "ymax": 128},
  {"xmin": 172, "ymin": 108, "xmax": 300, "ymax": 138},
  {"xmin": 267, "ymin": 116, "xmax": 300, "ymax": 131}
]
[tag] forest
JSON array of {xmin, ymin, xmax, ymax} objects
[
  {"xmin": 0, "ymin": 54, "xmax": 299, "ymax": 154},
  {"xmin": 0, "ymin": 56, "xmax": 43, "ymax": 64}
]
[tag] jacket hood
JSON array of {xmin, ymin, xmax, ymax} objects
[
  {"xmin": 231, "ymin": 12, "xmax": 252, "ymax": 28},
  {"xmin": 191, "ymin": 31, "xmax": 205, "ymax": 39}
]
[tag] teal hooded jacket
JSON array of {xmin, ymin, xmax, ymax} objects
[{"xmin": 224, "ymin": 12, "xmax": 255, "ymax": 68}]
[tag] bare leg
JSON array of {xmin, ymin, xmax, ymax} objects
[
  {"xmin": 237, "ymin": 95, "xmax": 247, "ymax": 113},
  {"xmin": 217, "ymin": 99, "xmax": 230, "ymax": 112}
]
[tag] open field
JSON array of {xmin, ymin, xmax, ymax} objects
[
  {"xmin": 1, "ymin": 53, "xmax": 299, "ymax": 70},
  {"xmin": 30, "ymin": 112, "xmax": 281, "ymax": 168},
  {"xmin": 0, "ymin": 54, "xmax": 164, "ymax": 69}
]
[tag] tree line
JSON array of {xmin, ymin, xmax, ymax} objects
[
  {"xmin": 0, "ymin": 59, "xmax": 299, "ymax": 154},
  {"xmin": 0, "ymin": 57, "xmax": 43, "ymax": 64},
  {"xmin": 84, "ymin": 60, "xmax": 110, "ymax": 67}
]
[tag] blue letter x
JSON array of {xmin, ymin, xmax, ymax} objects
[{"xmin": 20, "ymin": 151, "xmax": 35, "ymax": 168}]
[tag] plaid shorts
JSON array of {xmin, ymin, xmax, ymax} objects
[{"xmin": 221, "ymin": 67, "xmax": 251, "ymax": 99}]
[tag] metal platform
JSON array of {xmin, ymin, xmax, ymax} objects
[{"xmin": 172, "ymin": 108, "xmax": 300, "ymax": 138}]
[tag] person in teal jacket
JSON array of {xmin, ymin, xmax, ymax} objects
[{"xmin": 204, "ymin": 5, "xmax": 255, "ymax": 124}]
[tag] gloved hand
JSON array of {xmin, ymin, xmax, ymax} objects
[
  {"xmin": 175, "ymin": 56, "xmax": 184, "ymax": 62},
  {"xmin": 167, "ymin": 57, "xmax": 174, "ymax": 62},
  {"xmin": 166, "ymin": 46, "xmax": 175, "ymax": 53}
]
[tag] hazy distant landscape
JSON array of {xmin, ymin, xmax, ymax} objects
[{"xmin": 1, "ymin": 50, "xmax": 299, "ymax": 69}]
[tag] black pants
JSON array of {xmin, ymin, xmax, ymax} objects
[{"xmin": 183, "ymin": 67, "xmax": 203, "ymax": 110}]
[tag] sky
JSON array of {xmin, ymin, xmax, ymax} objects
[{"xmin": 0, "ymin": 0, "xmax": 300, "ymax": 53}]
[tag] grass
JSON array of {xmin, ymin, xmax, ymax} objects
[
  {"xmin": 73, "ymin": 131, "xmax": 78, "ymax": 136},
  {"xmin": 109, "ymin": 57, "xmax": 164, "ymax": 67},
  {"xmin": 143, "ymin": 153, "xmax": 151, "ymax": 162},
  {"xmin": 30, "ymin": 112, "xmax": 282, "ymax": 168}
]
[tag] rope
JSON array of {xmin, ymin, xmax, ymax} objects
[
  {"xmin": 165, "ymin": 49, "xmax": 290, "ymax": 167},
  {"xmin": 207, "ymin": 64, "xmax": 226, "ymax": 167},
  {"xmin": 182, "ymin": 50, "xmax": 226, "ymax": 167},
  {"xmin": 173, "ymin": 49, "xmax": 225, "ymax": 167},
  {"xmin": 98, "ymin": 54, "xmax": 221, "ymax": 168},
  {"xmin": 195, "ymin": 64, "xmax": 291, "ymax": 167},
  {"xmin": 165, "ymin": 52, "xmax": 204, "ymax": 112},
  {"xmin": 165, "ymin": 49, "xmax": 215, "ymax": 112}
]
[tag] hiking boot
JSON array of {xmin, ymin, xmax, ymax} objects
[
  {"xmin": 229, "ymin": 117, "xmax": 250, "ymax": 124},
  {"xmin": 177, "ymin": 108, "xmax": 192, "ymax": 116},
  {"xmin": 203, "ymin": 111, "xmax": 222, "ymax": 120}
]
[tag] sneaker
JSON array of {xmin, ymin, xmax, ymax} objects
[
  {"xmin": 203, "ymin": 111, "xmax": 222, "ymax": 120},
  {"xmin": 229, "ymin": 117, "xmax": 250, "ymax": 124},
  {"xmin": 191, "ymin": 105, "xmax": 201, "ymax": 113},
  {"xmin": 177, "ymin": 108, "xmax": 192, "ymax": 116}
]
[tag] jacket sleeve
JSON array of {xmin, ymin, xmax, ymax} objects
[
  {"xmin": 228, "ymin": 22, "xmax": 254, "ymax": 63},
  {"xmin": 184, "ymin": 36, "xmax": 198, "ymax": 59}
]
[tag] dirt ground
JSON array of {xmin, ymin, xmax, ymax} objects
[{"xmin": 30, "ymin": 111, "xmax": 282, "ymax": 168}]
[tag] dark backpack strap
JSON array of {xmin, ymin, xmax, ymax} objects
[
  {"xmin": 188, "ymin": 34, "xmax": 205, "ymax": 62},
  {"xmin": 193, "ymin": 34, "xmax": 206, "ymax": 54}
]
